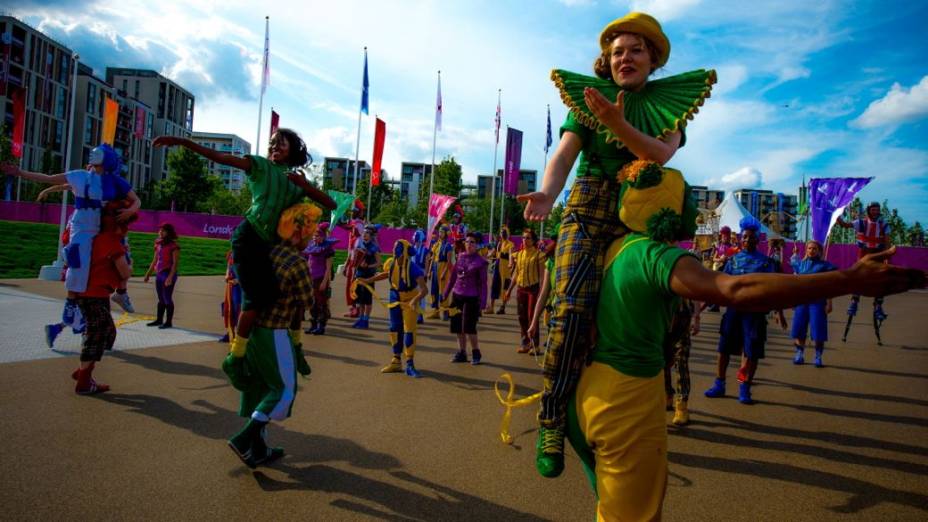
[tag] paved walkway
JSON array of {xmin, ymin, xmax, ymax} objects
[
  {"xmin": 0, "ymin": 286, "xmax": 219, "ymax": 364},
  {"xmin": 0, "ymin": 277, "xmax": 926, "ymax": 521}
]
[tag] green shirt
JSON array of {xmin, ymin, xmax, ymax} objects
[
  {"xmin": 244, "ymin": 155, "xmax": 307, "ymax": 242},
  {"xmin": 545, "ymin": 257, "xmax": 555, "ymax": 305},
  {"xmin": 593, "ymin": 233, "xmax": 695, "ymax": 378},
  {"xmin": 560, "ymin": 110, "xmax": 686, "ymax": 179}
]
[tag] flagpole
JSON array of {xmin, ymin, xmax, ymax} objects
[
  {"xmin": 540, "ymin": 104, "xmax": 550, "ymax": 239},
  {"xmin": 353, "ymin": 47, "xmax": 367, "ymax": 198},
  {"xmin": 488, "ymin": 89, "xmax": 500, "ymax": 240},
  {"xmin": 255, "ymin": 16, "xmax": 269, "ymax": 156},
  {"xmin": 428, "ymin": 70, "xmax": 440, "ymax": 204}
]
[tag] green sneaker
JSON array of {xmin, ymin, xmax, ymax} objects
[{"xmin": 536, "ymin": 426, "xmax": 566, "ymax": 478}]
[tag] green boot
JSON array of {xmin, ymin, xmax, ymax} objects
[{"xmin": 536, "ymin": 426, "xmax": 566, "ymax": 478}]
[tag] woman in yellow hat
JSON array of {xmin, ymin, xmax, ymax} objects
[{"xmin": 518, "ymin": 12, "xmax": 716, "ymax": 479}]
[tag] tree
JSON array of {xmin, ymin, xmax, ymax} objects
[
  {"xmin": 355, "ymin": 173, "xmax": 395, "ymax": 222},
  {"xmin": 907, "ymin": 221, "xmax": 924, "ymax": 247},
  {"xmin": 207, "ymin": 184, "xmax": 252, "ymax": 216},
  {"xmin": 158, "ymin": 147, "xmax": 220, "ymax": 212}
]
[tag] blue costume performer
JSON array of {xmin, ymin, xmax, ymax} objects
[
  {"xmin": 790, "ymin": 240, "xmax": 837, "ymax": 367},
  {"xmin": 704, "ymin": 217, "xmax": 787, "ymax": 404},
  {"xmin": 412, "ymin": 228, "xmax": 431, "ymax": 323},
  {"xmin": 358, "ymin": 240, "xmax": 428, "ymax": 378}
]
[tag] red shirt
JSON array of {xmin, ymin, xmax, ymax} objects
[{"xmin": 80, "ymin": 232, "xmax": 126, "ymax": 298}]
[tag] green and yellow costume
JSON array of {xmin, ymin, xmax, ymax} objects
[{"xmin": 565, "ymin": 162, "xmax": 698, "ymax": 520}]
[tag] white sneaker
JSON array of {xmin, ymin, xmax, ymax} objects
[{"xmin": 111, "ymin": 293, "xmax": 135, "ymax": 313}]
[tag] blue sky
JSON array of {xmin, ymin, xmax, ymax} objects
[{"xmin": 13, "ymin": 0, "xmax": 928, "ymax": 223}]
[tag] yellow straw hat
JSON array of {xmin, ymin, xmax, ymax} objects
[{"xmin": 599, "ymin": 12, "xmax": 670, "ymax": 67}]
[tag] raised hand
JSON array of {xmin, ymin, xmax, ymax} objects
[
  {"xmin": 517, "ymin": 192, "xmax": 554, "ymax": 221},
  {"xmin": 584, "ymin": 87, "xmax": 626, "ymax": 132}
]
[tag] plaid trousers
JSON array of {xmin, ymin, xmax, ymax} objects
[
  {"xmin": 77, "ymin": 297, "xmax": 116, "ymax": 362},
  {"xmin": 664, "ymin": 300, "xmax": 695, "ymax": 401},
  {"xmin": 539, "ymin": 175, "xmax": 626, "ymax": 428}
]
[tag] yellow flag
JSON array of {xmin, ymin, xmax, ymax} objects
[{"xmin": 102, "ymin": 98, "xmax": 119, "ymax": 145}]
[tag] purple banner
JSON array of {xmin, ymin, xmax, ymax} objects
[
  {"xmin": 504, "ymin": 127, "xmax": 523, "ymax": 196},
  {"xmin": 810, "ymin": 177, "xmax": 872, "ymax": 243}
]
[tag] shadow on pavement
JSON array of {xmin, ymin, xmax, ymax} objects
[{"xmin": 669, "ymin": 451, "xmax": 928, "ymax": 514}]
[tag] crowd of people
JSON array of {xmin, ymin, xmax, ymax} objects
[{"xmin": 2, "ymin": 10, "xmax": 925, "ymax": 520}]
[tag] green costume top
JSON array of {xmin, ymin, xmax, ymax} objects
[
  {"xmin": 553, "ymin": 68, "xmax": 716, "ymax": 178},
  {"xmin": 593, "ymin": 232, "xmax": 696, "ymax": 378},
  {"xmin": 244, "ymin": 155, "xmax": 307, "ymax": 242}
]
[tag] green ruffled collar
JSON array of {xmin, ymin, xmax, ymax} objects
[{"xmin": 551, "ymin": 68, "xmax": 717, "ymax": 147}]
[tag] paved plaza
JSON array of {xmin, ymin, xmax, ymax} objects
[{"xmin": 0, "ymin": 276, "xmax": 926, "ymax": 521}]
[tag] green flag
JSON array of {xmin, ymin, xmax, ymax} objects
[{"xmin": 328, "ymin": 190, "xmax": 356, "ymax": 224}]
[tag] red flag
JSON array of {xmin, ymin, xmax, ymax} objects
[
  {"xmin": 270, "ymin": 109, "xmax": 279, "ymax": 137},
  {"xmin": 371, "ymin": 117, "xmax": 386, "ymax": 187},
  {"xmin": 11, "ymin": 88, "xmax": 25, "ymax": 158},
  {"xmin": 134, "ymin": 106, "xmax": 145, "ymax": 139}
]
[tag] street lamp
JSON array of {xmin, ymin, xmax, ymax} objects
[{"xmin": 38, "ymin": 52, "xmax": 79, "ymax": 280}]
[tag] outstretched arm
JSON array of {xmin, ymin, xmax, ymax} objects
[
  {"xmin": 153, "ymin": 136, "xmax": 251, "ymax": 171},
  {"xmin": 0, "ymin": 164, "xmax": 69, "ymax": 185},
  {"xmin": 36, "ymin": 184, "xmax": 69, "ymax": 202},
  {"xmin": 518, "ymin": 132, "xmax": 582, "ymax": 221},
  {"xmin": 285, "ymin": 172, "xmax": 336, "ymax": 210},
  {"xmin": 669, "ymin": 249, "xmax": 925, "ymax": 312}
]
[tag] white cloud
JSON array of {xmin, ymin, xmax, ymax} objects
[
  {"xmin": 713, "ymin": 166, "xmax": 763, "ymax": 190},
  {"xmin": 851, "ymin": 75, "xmax": 928, "ymax": 129},
  {"xmin": 631, "ymin": 0, "xmax": 702, "ymax": 21},
  {"xmin": 710, "ymin": 63, "xmax": 749, "ymax": 96}
]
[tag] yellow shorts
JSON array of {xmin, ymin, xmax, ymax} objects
[{"xmin": 567, "ymin": 362, "xmax": 668, "ymax": 522}]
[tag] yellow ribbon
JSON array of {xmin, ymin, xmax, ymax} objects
[
  {"xmin": 351, "ymin": 280, "xmax": 461, "ymax": 316},
  {"xmin": 494, "ymin": 372, "xmax": 542, "ymax": 445},
  {"xmin": 114, "ymin": 312, "xmax": 156, "ymax": 328}
]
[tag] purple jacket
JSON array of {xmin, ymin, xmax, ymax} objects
[
  {"xmin": 445, "ymin": 252, "xmax": 488, "ymax": 310},
  {"xmin": 303, "ymin": 240, "xmax": 335, "ymax": 280}
]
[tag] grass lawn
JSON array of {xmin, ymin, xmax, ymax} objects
[{"xmin": 0, "ymin": 220, "xmax": 348, "ymax": 279}]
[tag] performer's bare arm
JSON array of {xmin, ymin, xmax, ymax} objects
[
  {"xmin": 669, "ymin": 248, "xmax": 925, "ymax": 312},
  {"xmin": 37, "ymin": 184, "xmax": 69, "ymax": 201},
  {"xmin": 518, "ymin": 132, "xmax": 582, "ymax": 221},
  {"xmin": 153, "ymin": 136, "xmax": 251, "ymax": 171},
  {"xmin": 0, "ymin": 164, "xmax": 69, "ymax": 185}
]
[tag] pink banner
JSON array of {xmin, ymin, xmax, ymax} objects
[{"xmin": 427, "ymin": 193, "xmax": 456, "ymax": 244}]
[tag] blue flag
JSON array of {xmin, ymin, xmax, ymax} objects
[
  {"xmin": 545, "ymin": 105, "xmax": 553, "ymax": 152},
  {"xmin": 809, "ymin": 177, "xmax": 872, "ymax": 243},
  {"xmin": 360, "ymin": 50, "xmax": 369, "ymax": 115}
]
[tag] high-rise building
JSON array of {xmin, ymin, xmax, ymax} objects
[
  {"xmin": 192, "ymin": 132, "xmax": 251, "ymax": 191},
  {"xmin": 690, "ymin": 185, "xmax": 725, "ymax": 211},
  {"xmin": 476, "ymin": 168, "xmax": 538, "ymax": 199},
  {"xmin": 71, "ymin": 63, "xmax": 154, "ymax": 192},
  {"xmin": 0, "ymin": 16, "xmax": 76, "ymax": 196},
  {"xmin": 733, "ymin": 188, "xmax": 798, "ymax": 238},
  {"xmin": 323, "ymin": 156, "xmax": 369, "ymax": 194},
  {"xmin": 105, "ymin": 67, "xmax": 194, "ymax": 188},
  {"xmin": 400, "ymin": 161, "xmax": 433, "ymax": 206}
]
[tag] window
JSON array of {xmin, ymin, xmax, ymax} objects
[
  {"xmin": 134, "ymin": 80, "xmax": 140, "ymax": 99},
  {"xmin": 84, "ymin": 117, "xmax": 93, "ymax": 145},
  {"xmin": 157, "ymin": 82, "xmax": 165, "ymax": 118},
  {"xmin": 55, "ymin": 85, "xmax": 65, "ymax": 118},
  {"xmin": 87, "ymin": 83, "xmax": 97, "ymax": 114}
]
